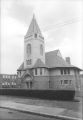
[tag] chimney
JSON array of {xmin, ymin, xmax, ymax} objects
[{"xmin": 66, "ymin": 57, "xmax": 71, "ymax": 64}]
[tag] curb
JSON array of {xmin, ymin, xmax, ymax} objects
[
  {"xmin": 55, "ymin": 115, "xmax": 82, "ymax": 120},
  {"xmin": 0, "ymin": 106, "xmax": 82, "ymax": 120}
]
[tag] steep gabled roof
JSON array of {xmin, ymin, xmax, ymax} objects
[
  {"xmin": 21, "ymin": 70, "xmax": 32, "ymax": 79},
  {"xmin": 17, "ymin": 59, "xmax": 47, "ymax": 71},
  {"xmin": 45, "ymin": 50, "xmax": 73, "ymax": 68},
  {"xmin": 32, "ymin": 59, "xmax": 47, "ymax": 68},
  {"xmin": 25, "ymin": 15, "xmax": 43, "ymax": 37},
  {"xmin": 17, "ymin": 50, "xmax": 82, "ymax": 71},
  {"xmin": 17, "ymin": 63, "xmax": 24, "ymax": 71}
]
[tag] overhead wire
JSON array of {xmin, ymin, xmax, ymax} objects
[{"xmin": 43, "ymin": 17, "xmax": 82, "ymax": 32}]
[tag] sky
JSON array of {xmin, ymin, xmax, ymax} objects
[{"xmin": 0, "ymin": 0, "xmax": 83, "ymax": 74}]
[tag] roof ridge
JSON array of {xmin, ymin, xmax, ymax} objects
[{"xmin": 45, "ymin": 49, "xmax": 59, "ymax": 54}]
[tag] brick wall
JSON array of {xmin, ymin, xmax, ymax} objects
[
  {"xmin": 33, "ymin": 76, "xmax": 49, "ymax": 89},
  {"xmin": 49, "ymin": 75, "xmax": 76, "ymax": 90},
  {"xmin": 20, "ymin": 75, "xmax": 80, "ymax": 91}
]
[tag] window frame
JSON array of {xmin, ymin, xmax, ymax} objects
[
  {"xmin": 3, "ymin": 75, "xmax": 5, "ymax": 78},
  {"xmin": 60, "ymin": 69, "xmax": 70, "ymax": 75},
  {"xmin": 40, "ymin": 44, "xmax": 43, "ymax": 56},
  {"xmin": 61, "ymin": 69, "xmax": 63, "ymax": 75},
  {"xmin": 64, "ymin": 69, "xmax": 66, "ymax": 74},
  {"xmin": 35, "ymin": 68, "xmax": 37, "ymax": 75},
  {"xmin": 30, "ymin": 81, "xmax": 33, "ymax": 88},
  {"xmin": 40, "ymin": 68, "xmax": 42, "ymax": 75},
  {"xmin": 64, "ymin": 80, "xmax": 68, "ymax": 84},
  {"xmin": 34, "ymin": 33, "xmax": 37, "ymax": 38},
  {"xmin": 68, "ymin": 69, "xmax": 70, "ymax": 74},
  {"xmin": 26, "ymin": 44, "xmax": 31, "ymax": 55},
  {"xmin": 60, "ymin": 80, "xmax": 63, "ymax": 84},
  {"xmin": 26, "ymin": 59, "xmax": 32, "ymax": 65},
  {"xmin": 69, "ymin": 80, "xmax": 72, "ymax": 84}
]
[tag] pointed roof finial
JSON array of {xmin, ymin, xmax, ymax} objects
[
  {"xmin": 33, "ymin": 13, "xmax": 36, "ymax": 20},
  {"xmin": 33, "ymin": 13, "xmax": 35, "ymax": 19}
]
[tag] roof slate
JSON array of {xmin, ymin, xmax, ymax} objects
[
  {"xmin": 25, "ymin": 15, "xmax": 43, "ymax": 37},
  {"xmin": 17, "ymin": 50, "xmax": 81, "ymax": 71},
  {"xmin": 45, "ymin": 50, "xmax": 72, "ymax": 68},
  {"xmin": 17, "ymin": 63, "xmax": 24, "ymax": 71},
  {"xmin": 32, "ymin": 59, "xmax": 47, "ymax": 68}
]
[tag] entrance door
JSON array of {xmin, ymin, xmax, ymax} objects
[
  {"xmin": 26, "ymin": 81, "xmax": 32, "ymax": 88},
  {"xmin": 25, "ymin": 75, "xmax": 32, "ymax": 88}
]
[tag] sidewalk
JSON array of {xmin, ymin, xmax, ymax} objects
[{"xmin": 0, "ymin": 100, "xmax": 82, "ymax": 120}]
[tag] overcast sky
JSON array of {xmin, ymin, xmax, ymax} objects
[{"xmin": 1, "ymin": 0, "xmax": 82, "ymax": 74}]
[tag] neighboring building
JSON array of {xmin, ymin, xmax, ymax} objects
[
  {"xmin": 0, "ymin": 74, "xmax": 20, "ymax": 88},
  {"xmin": 17, "ymin": 15, "xmax": 82, "ymax": 91},
  {"xmin": 80, "ymin": 74, "xmax": 83, "ymax": 96}
]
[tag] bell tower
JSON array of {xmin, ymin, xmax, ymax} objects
[{"xmin": 24, "ymin": 15, "xmax": 45, "ymax": 69}]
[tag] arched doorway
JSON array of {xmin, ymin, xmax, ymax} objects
[{"xmin": 24, "ymin": 74, "xmax": 33, "ymax": 89}]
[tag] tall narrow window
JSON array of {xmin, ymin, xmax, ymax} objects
[
  {"xmin": 27, "ymin": 44, "xmax": 31, "ymax": 55},
  {"xmin": 69, "ymin": 80, "xmax": 72, "ymax": 84},
  {"xmin": 19, "ymin": 71, "xmax": 21, "ymax": 76},
  {"xmin": 61, "ymin": 80, "xmax": 63, "ymax": 84},
  {"xmin": 40, "ymin": 68, "xmax": 42, "ymax": 75},
  {"xmin": 35, "ymin": 68, "xmax": 37, "ymax": 75},
  {"xmin": 26, "ymin": 81, "xmax": 33, "ymax": 88},
  {"xmin": 49, "ymin": 80, "xmax": 52, "ymax": 88},
  {"xmin": 3, "ymin": 75, "xmax": 5, "ymax": 78},
  {"xmin": 26, "ymin": 82, "xmax": 29, "ymax": 88},
  {"xmin": 35, "ymin": 33, "xmax": 37, "ymax": 38},
  {"xmin": 30, "ymin": 81, "xmax": 33, "ymax": 88},
  {"xmin": 61, "ymin": 69, "xmax": 63, "ymax": 75},
  {"xmin": 64, "ymin": 69, "xmax": 66, "ymax": 74},
  {"xmin": 40, "ymin": 44, "xmax": 43, "ymax": 55},
  {"xmin": 68, "ymin": 69, "xmax": 70, "ymax": 74}
]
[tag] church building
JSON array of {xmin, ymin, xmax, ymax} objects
[{"xmin": 17, "ymin": 15, "xmax": 81, "ymax": 92}]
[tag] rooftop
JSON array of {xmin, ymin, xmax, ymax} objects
[
  {"xmin": 25, "ymin": 15, "xmax": 43, "ymax": 38},
  {"xmin": 17, "ymin": 50, "xmax": 81, "ymax": 71}
]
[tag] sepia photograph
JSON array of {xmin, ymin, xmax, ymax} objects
[{"xmin": 0, "ymin": 0, "xmax": 82, "ymax": 120}]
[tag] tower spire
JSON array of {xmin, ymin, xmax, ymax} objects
[{"xmin": 25, "ymin": 14, "xmax": 43, "ymax": 38}]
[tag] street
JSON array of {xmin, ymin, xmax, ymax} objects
[
  {"xmin": 0, "ymin": 95, "xmax": 82, "ymax": 112},
  {"xmin": 0, "ymin": 108, "xmax": 61, "ymax": 120},
  {"xmin": 0, "ymin": 95, "xmax": 82, "ymax": 120}
]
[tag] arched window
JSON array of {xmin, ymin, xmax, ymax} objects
[
  {"xmin": 40, "ymin": 44, "xmax": 43, "ymax": 55},
  {"xmin": 34, "ymin": 33, "xmax": 37, "ymax": 38},
  {"xmin": 27, "ymin": 44, "xmax": 31, "ymax": 55}
]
